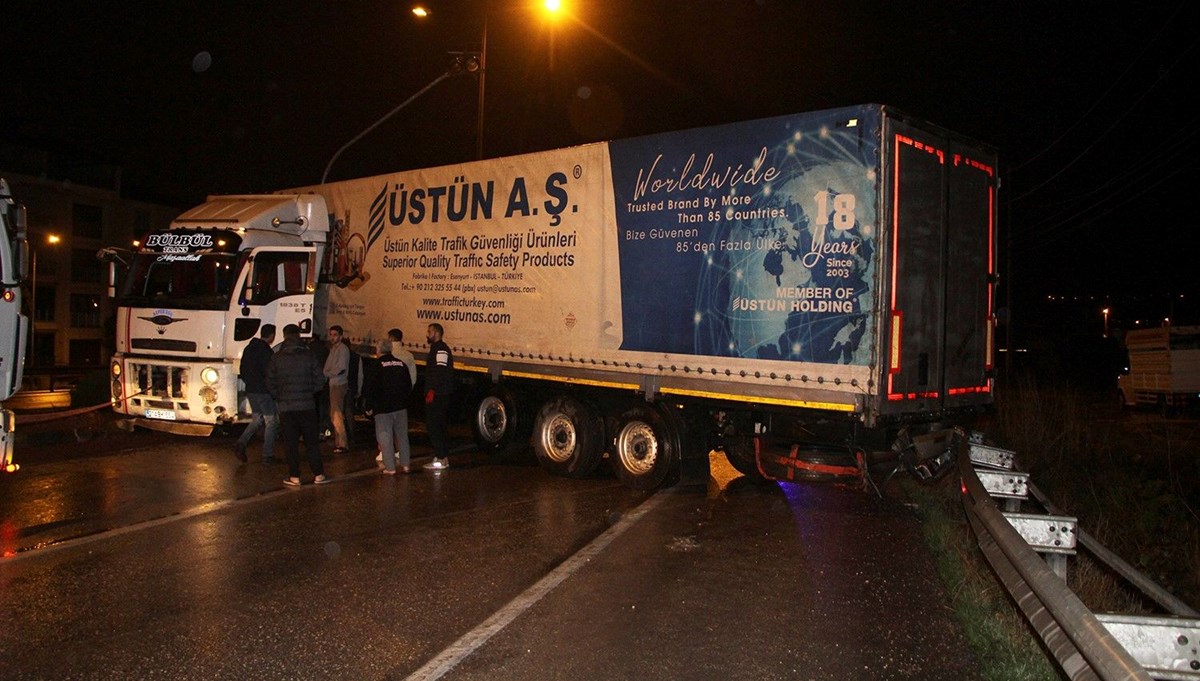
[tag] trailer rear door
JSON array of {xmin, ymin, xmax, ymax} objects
[{"xmin": 879, "ymin": 116, "xmax": 996, "ymax": 419}]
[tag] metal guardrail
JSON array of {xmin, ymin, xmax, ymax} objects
[{"xmin": 955, "ymin": 429, "xmax": 1200, "ymax": 681}]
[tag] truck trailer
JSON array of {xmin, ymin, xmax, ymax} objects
[
  {"xmin": 107, "ymin": 104, "xmax": 998, "ymax": 489},
  {"xmin": 1118, "ymin": 326, "xmax": 1200, "ymax": 413}
]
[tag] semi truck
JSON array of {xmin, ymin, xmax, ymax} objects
[
  {"xmin": 107, "ymin": 104, "xmax": 998, "ymax": 489},
  {"xmin": 1117, "ymin": 326, "xmax": 1200, "ymax": 413},
  {"xmin": 1, "ymin": 178, "xmax": 30, "ymax": 473}
]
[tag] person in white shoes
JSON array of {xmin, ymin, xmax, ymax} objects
[
  {"xmin": 364, "ymin": 329, "xmax": 417, "ymax": 474},
  {"xmin": 423, "ymin": 323, "xmax": 455, "ymax": 470}
]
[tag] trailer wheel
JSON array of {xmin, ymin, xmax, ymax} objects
[
  {"xmin": 610, "ymin": 405, "xmax": 678, "ymax": 490},
  {"xmin": 532, "ymin": 396, "xmax": 604, "ymax": 478},
  {"xmin": 722, "ymin": 437, "xmax": 768, "ymax": 482},
  {"xmin": 472, "ymin": 386, "xmax": 531, "ymax": 459}
]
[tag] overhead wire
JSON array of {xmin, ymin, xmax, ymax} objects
[
  {"xmin": 1010, "ymin": 1, "xmax": 1186, "ymax": 174},
  {"xmin": 1009, "ymin": 33, "xmax": 1196, "ymax": 207},
  {"xmin": 1015, "ymin": 125, "xmax": 1199, "ymax": 250}
]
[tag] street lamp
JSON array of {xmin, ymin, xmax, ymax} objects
[
  {"xmin": 30, "ymin": 233, "xmax": 60, "ymax": 361},
  {"xmin": 413, "ymin": 1, "xmax": 564, "ymax": 161},
  {"xmin": 321, "ymin": 71, "xmax": 457, "ymax": 184},
  {"xmin": 1102, "ymin": 307, "xmax": 1110, "ymax": 337}
]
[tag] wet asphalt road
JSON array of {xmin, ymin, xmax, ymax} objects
[{"xmin": 0, "ymin": 421, "xmax": 980, "ymax": 680}]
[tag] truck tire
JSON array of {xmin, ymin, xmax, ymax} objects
[
  {"xmin": 533, "ymin": 396, "xmax": 604, "ymax": 478},
  {"xmin": 472, "ymin": 385, "xmax": 531, "ymax": 459},
  {"xmin": 610, "ymin": 404, "xmax": 679, "ymax": 490}
]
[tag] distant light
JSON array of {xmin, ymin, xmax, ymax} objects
[
  {"xmin": 846, "ymin": 118, "xmax": 858, "ymax": 128},
  {"xmin": 544, "ymin": 0, "xmax": 562, "ymax": 12},
  {"xmin": 47, "ymin": 234, "xmax": 61, "ymax": 244},
  {"xmin": 132, "ymin": 240, "xmax": 141, "ymax": 247},
  {"xmin": 412, "ymin": 6, "xmax": 429, "ymax": 17}
]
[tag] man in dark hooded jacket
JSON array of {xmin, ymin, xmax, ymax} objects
[{"xmin": 267, "ymin": 324, "xmax": 331, "ymax": 486}]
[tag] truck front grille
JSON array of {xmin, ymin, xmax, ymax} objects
[{"xmin": 131, "ymin": 362, "xmax": 188, "ymax": 400}]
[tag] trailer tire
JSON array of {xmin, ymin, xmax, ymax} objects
[
  {"xmin": 532, "ymin": 396, "xmax": 604, "ymax": 478},
  {"xmin": 722, "ymin": 437, "xmax": 769, "ymax": 482},
  {"xmin": 471, "ymin": 385, "xmax": 531, "ymax": 459},
  {"xmin": 610, "ymin": 405, "xmax": 678, "ymax": 490}
]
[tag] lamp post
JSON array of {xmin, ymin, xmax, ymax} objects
[
  {"xmin": 30, "ymin": 234, "xmax": 60, "ymax": 364},
  {"xmin": 321, "ymin": 71, "xmax": 456, "ymax": 184},
  {"xmin": 476, "ymin": 11, "xmax": 487, "ymax": 160},
  {"xmin": 413, "ymin": 1, "xmax": 563, "ymax": 161}
]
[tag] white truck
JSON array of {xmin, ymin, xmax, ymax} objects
[
  {"xmin": 1118, "ymin": 326, "xmax": 1200, "ymax": 413},
  {"xmin": 108, "ymin": 104, "xmax": 999, "ymax": 488},
  {"xmin": 1, "ymin": 178, "xmax": 30, "ymax": 473}
]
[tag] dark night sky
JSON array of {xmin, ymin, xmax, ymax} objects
[{"xmin": 3, "ymin": 1, "xmax": 1196, "ymax": 323}]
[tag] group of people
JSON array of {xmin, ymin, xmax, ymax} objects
[{"xmin": 233, "ymin": 322, "xmax": 455, "ymax": 486}]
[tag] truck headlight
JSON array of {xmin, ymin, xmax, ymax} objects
[
  {"xmin": 200, "ymin": 367, "xmax": 220, "ymax": 386},
  {"xmin": 111, "ymin": 362, "xmax": 121, "ymax": 378}
]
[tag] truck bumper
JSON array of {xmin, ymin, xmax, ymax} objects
[{"xmin": 116, "ymin": 417, "xmax": 215, "ymax": 437}]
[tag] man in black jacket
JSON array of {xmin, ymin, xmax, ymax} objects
[
  {"xmin": 267, "ymin": 324, "xmax": 331, "ymax": 486},
  {"xmin": 423, "ymin": 323, "xmax": 455, "ymax": 471},
  {"xmin": 364, "ymin": 328, "xmax": 417, "ymax": 474},
  {"xmin": 234, "ymin": 324, "xmax": 277, "ymax": 464}
]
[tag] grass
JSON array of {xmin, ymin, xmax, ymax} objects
[
  {"xmin": 903, "ymin": 479, "xmax": 1062, "ymax": 681},
  {"xmin": 901, "ymin": 369, "xmax": 1200, "ymax": 680},
  {"xmin": 991, "ymin": 372, "xmax": 1199, "ymax": 610}
]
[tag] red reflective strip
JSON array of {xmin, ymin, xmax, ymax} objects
[{"xmin": 948, "ymin": 384, "xmax": 992, "ymax": 396}]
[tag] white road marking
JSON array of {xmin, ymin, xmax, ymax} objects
[
  {"xmin": 0, "ymin": 467, "xmax": 381, "ymax": 563},
  {"xmin": 404, "ymin": 489, "xmax": 670, "ymax": 681}
]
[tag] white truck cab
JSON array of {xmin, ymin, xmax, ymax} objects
[{"xmin": 108, "ymin": 194, "xmax": 328, "ymax": 434}]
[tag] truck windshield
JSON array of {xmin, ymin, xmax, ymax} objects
[{"xmin": 116, "ymin": 229, "xmax": 245, "ymax": 310}]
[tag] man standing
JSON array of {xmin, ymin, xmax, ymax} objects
[
  {"xmin": 233, "ymin": 324, "xmax": 278, "ymax": 464},
  {"xmin": 323, "ymin": 325, "xmax": 350, "ymax": 454},
  {"xmin": 423, "ymin": 323, "xmax": 455, "ymax": 470},
  {"xmin": 364, "ymin": 328, "xmax": 417, "ymax": 474},
  {"xmin": 268, "ymin": 324, "xmax": 332, "ymax": 486}
]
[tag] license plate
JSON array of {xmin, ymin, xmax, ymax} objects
[{"xmin": 144, "ymin": 408, "xmax": 177, "ymax": 421}]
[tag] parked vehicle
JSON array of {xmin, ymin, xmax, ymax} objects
[
  {"xmin": 1, "ymin": 178, "xmax": 30, "ymax": 473},
  {"xmin": 107, "ymin": 104, "xmax": 999, "ymax": 488},
  {"xmin": 1117, "ymin": 325, "xmax": 1200, "ymax": 413}
]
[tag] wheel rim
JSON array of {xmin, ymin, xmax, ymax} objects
[
  {"xmin": 616, "ymin": 420, "xmax": 658, "ymax": 475},
  {"xmin": 476, "ymin": 395, "xmax": 507, "ymax": 444},
  {"xmin": 540, "ymin": 413, "xmax": 576, "ymax": 463}
]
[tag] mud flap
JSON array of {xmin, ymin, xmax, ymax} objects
[{"xmin": 754, "ymin": 438, "xmax": 867, "ymax": 489}]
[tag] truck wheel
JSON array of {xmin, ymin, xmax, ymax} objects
[
  {"xmin": 472, "ymin": 386, "xmax": 531, "ymax": 459},
  {"xmin": 533, "ymin": 396, "xmax": 604, "ymax": 478},
  {"xmin": 610, "ymin": 405, "xmax": 678, "ymax": 490}
]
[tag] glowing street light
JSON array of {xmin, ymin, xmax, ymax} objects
[
  {"xmin": 414, "ymin": 1, "xmax": 566, "ymax": 160},
  {"xmin": 30, "ymin": 233, "xmax": 61, "ymax": 341},
  {"xmin": 1102, "ymin": 307, "xmax": 1109, "ymax": 337}
]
